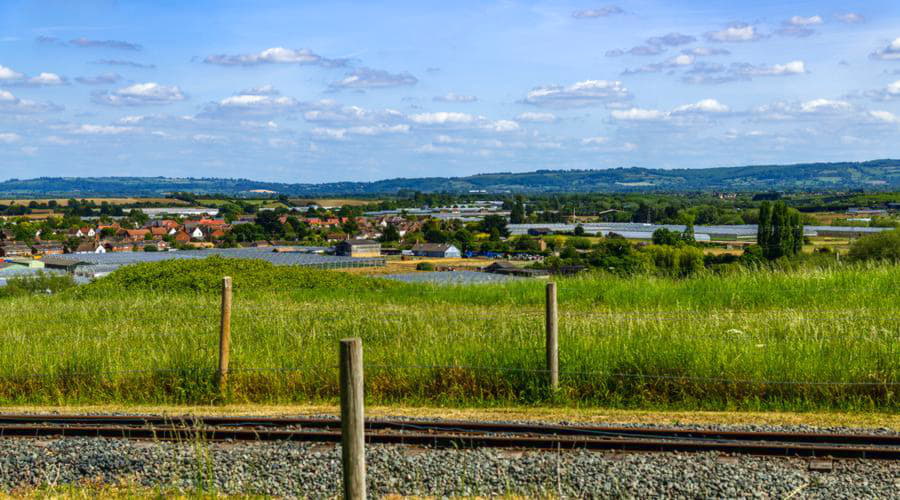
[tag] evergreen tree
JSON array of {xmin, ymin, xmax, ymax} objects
[
  {"xmin": 757, "ymin": 201, "xmax": 772, "ymax": 257},
  {"xmin": 509, "ymin": 196, "xmax": 526, "ymax": 224}
]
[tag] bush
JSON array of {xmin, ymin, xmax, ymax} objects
[
  {"xmin": 643, "ymin": 245, "xmax": 705, "ymax": 277},
  {"xmin": 848, "ymin": 230, "xmax": 900, "ymax": 262},
  {"xmin": 76, "ymin": 255, "xmax": 396, "ymax": 295},
  {"xmin": 0, "ymin": 272, "xmax": 76, "ymax": 299},
  {"xmin": 416, "ymin": 261, "xmax": 435, "ymax": 271}
]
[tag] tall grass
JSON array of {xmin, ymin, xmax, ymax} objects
[{"xmin": 0, "ymin": 263, "xmax": 897, "ymax": 410}]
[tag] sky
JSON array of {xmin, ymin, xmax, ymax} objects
[{"xmin": 1, "ymin": 0, "xmax": 900, "ymax": 183}]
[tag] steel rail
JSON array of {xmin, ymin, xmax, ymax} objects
[
  {"xmin": 0, "ymin": 414, "xmax": 897, "ymax": 448},
  {"xmin": 0, "ymin": 424, "xmax": 897, "ymax": 460}
]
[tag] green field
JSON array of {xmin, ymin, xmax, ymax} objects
[{"xmin": 0, "ymin": 259, "xmax": 898, "ymax": 411}]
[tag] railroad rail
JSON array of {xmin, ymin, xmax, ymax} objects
[{"xmin": 0, "ymin": 414, "xmax": 897, "ymax": 460}]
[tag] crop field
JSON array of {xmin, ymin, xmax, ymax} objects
[
  {"xmin": 0, "ymin": 198, "xmax": 189, "ymax": 206},
  {"xmin": 0, "ymin": 258, "xmax": 897, "ymax": 411}
]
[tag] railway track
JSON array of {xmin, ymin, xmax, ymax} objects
[{"xmin": 0, "ymin": 414, "xmax": 897, "ymax": 460}]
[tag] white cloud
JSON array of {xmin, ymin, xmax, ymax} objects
[
  {"xmin": 71, "ymin": 124, "xmax": 138, "ymax": 135},
  {"xmin": 200, "ymin": 92, "xmax": 301, "ymax": 118},
  {"xmin": 799, "ymin": 99, "xmax": 850, "ymax": 113},
  {"xmin": 669, "ymin": 54, "xmax": 695, "ymax": 66},
  {"xmin": 787, "ymin": 15, "xmax": 823, "ymax": 26},
  {"xmin": 44, "ymin": 135, "xmax": 77, "ymax": 145},
  {"xmin": 409, "ymin": 112, "xmax": 476, "ymax": 125},
  {"xmin": 416, "ymin": 143, "xmax": 463, "ymax": 154},
  {"xmin": 683, "ymin": 47, "xmax": 730, "ymax": 57},
  {"xmin": 204, "ymin": 47, "xmax": 346, "ymax": 67},
  {"xmin": 835, "ymin": 13, "xmax": 864, "ymax": 24},
  {"xmin": 20, "ymin": 146, "xmax": 38, "ymax": 155},
  {"xmin": 433, "ymin": 92, "xmax": 477, "ymax": 103},
  {"xmin": 0, "ymin": 64, "xmax": 24, "ymax": 81},
  {"xmin": 870, "ymin": 38, "xmax": 900, "ymax": 61},
  {"xmin": 0, "ymin": 89, "xmax": 62, "ymax": 113},
  {"xmin": 611, "ymin": 107, "xmax": 668, "ymax": 121},
  {"xmin": 329, "ymin": 67, "xmax": 418, "ymax": 90},
  {"xmin": 869, "ymin": 110, "xmax": 900, "ymax": 123},
  {"xmin": 572, "ymin": 6, "xmax": 623, "ymax": 18},
  {"xmin": 672, "ymin": 99, "xmax": 730, "ymax": 114},
  {"xmin": 93, "ymin": 82, "xmax": 186, "ymax": 106},
  {"xmin": 706, "ymin": 24, "xmax": 763, "ymax": 43},
  {"xmin": 516, "ymin": 112, "xmax": 557, "ymax": 123},
  {"xmin": 346, "ymin": 124, "xmax": 410, "ymax": 135},
  {"xmin": 481, "ymin": 120, "xmax": 519, "ymax": 132},
  {"xmin": 581, "ymin": 136, "xmax": 608, "ymax": 145},
  {"xmin": 27, "ymin": 72, "xmax": 66, "ymax": 86},
  {"xmin": 523, "ymin": 80, "xmax": 631, "ymax": 107},
  {"xmin": 239, "ymin": 84, "xmax": 279, "ymax": 96},
  {"xmin": 0, "ymin": 132, "xmax": 22, "ymax": 143},
  {"xmin": 744, "ymin": 60, "xmax": 807, "ymax": 76},
  {"xmin": 192, "ymin": 134, "xmax": 224, "ymax": 143}
]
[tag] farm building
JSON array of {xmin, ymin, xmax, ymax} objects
[
  {"xmin": 335, "ymin": 239, "xmax": 382, "ymax": 258},
  {"xmin": 411, "ymin": 243, "xmax": 462, "ymax": 258}
]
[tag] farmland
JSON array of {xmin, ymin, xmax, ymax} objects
[{"xmin": 0, "ymin": 258, "xmax": 896, "ymax": 412}]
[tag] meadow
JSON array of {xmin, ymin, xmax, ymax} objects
[{"xmin": 0, "ymin": 257, "xmax": 897, "ymax": 411}]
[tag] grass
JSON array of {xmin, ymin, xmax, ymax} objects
[{"xmin": 0, "ymin": 260, "xmax": 897, "ymax": 412}]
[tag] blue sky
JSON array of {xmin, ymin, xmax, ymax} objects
[{"xmin": 1, "ymin": 1, "xmax": 899, "ymax": 183}]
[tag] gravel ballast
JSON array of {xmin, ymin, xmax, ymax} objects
[{"xmin": 0, "ymin": 437, "xmax": 897, "ymax": 498}]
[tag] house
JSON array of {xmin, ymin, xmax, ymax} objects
[
  {"xmin": 189, "ymin": 227, "xmax": 205, "ymax": 240},
  {"xmin": 74, "ymin": 241, "xmax": 106, "ymax": 254},
  {"xmin": 150, "ymin": 227, "xmax": 169, "ymax": 239},
  {"xmin": 335, "ymin": 239, "xmax": 382, "ymax": 258},
  {"xmin": 411, "ymin": 243, "xmax": 461, "ymax": 258},
  {"xmin": 173, "ymin": 230, "xmax": 191, "ymax": 244},
  {"xmin": 123, "ymin": 229, "xmax": 150, "ymax": 242},
  {"xmin": 104, "ymin": 241, "xmax": 133, "ymax": 252},
  {"xmin": 31, "ymin": 242, "xmax": 65, "ymax": 256},
  {"xmin": 70, "ymin": 227, "xmax": 96, "ymax": 238},
  {"xmin": 0, "ymin": 243, "xmax": 32, "ymax": 257}
]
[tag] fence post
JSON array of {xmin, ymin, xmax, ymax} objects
[
  {"xmin": 545, "ymin": 281, "xmax": 559, "ymax": 392},
  {"xmin": 340, "ymin": 338, "xmax": 366, "ymax": 500},
  {"xmin": 218, "ymin": 276, "xmax": 232, "ymax": 393}
]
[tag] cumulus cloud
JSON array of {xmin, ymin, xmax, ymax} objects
[
  {"xmin": 93, "ymin": 82, "xmax": 186, "ymax": 106},
  {"xmin": 787, "ymin": 15, "xmax": 823, "ymax": 26},
  {"xmin": 682, "ymin": 60, "xmax": 807, "ymax": 84},
  {"xmin": 870, "ymin": 38, "xmax": 900, "ymax": 61},
  {"xmin": 70, "ymin": 124, "xmax": 138, "ymax": 135},
  {"xmin": 239, "ymin": 84, "xmax": 279, "ymax": 96},
  {"xmin": 0, "ymin": 89, "xmax": 62, "ymax": 113},
  {"xmin": 522, "ymin": 80, "xmax": 631, "ymax": 107},
  {"xmin": 92, "ymin": 59, "xmax": 155, "ymax": 69},
  {"xmin": 754, "ymin": 99, "xmax": 852, "ymax": 120},
  {"xmin": 869, "ymin": 110, "xmax": 900, "ymax": 123},
  {"xmin": 776, "ymin": 26, "xmax": 815, "ymax": 38},
  {"xmin": 572, "ymin": 6, "xmax": 623, "ymax": 18},
  {"xmin": 516, "ymin": 112, "xmax": 557, "ymax": 123},
  {"xmin": 416, "ymin": 143, "xmax": 463, "ymax": 154},
  {"xmin": 864, "ymin": 80, "xmax": 900, "ymax": 101},
  {"xmin": 0, "ymin": 65, "xmax": 67, "ymax": 86},
  {"xmin": 682, "ymin": 47, "xmax": 730, "ymax": 57},
  {"xmin": 740, "ymin": 60, "xmax": 807, "ymax": 76},
  {"xmin": 705, "ymin": 24, "xmax": 764, "ymax": 43},
  {"xmin": 409, "ymin": 112, "xmax": 476, "ymax": 125},
  {"xmin": 75, "ymin": 73, "xmax": 122, "ymax": 85},
  {"xmin": 611, "ymin": 108, "xmax": 668, "ymax": 121},
  {"xmin": 0, "ymin": 132, "xmax": 22, "ymax": 143},
  {"xmin": 799, "ymin": 98, "xmax": 850, "ymax": 113},
  {"xmin": 671, "ymin": 98, "xmax": 730, "ymax": 114},
  {"xmin": 328, "ymin": 68, "xmax": 418, "ymax": 91},
  {"xmin": 203, "ymin": 47, "xmax": 347, "ymax": 67},
  {"xmin": 200, "ymin": 92, "xmax": 302, "ymax": 118},
  {"xmin": 69, "ymin": 37, "xmax": 142, "ymax": 50},
  {"xmin": 647, "ymin": 33, "xmax": 696, "ymax": 47},
  {"xmin": 311, "ymin": 124, "xmax": 409, "ymax": 141},
  {"xmin": 481, "ymin": 120, "xmax": 519, "ymax": 132},
  {"xmin": 433, "ymin": 92, "xmax": 478, "ymax": 103},
  {"xmin": 835, "ymin": 13, "xmax": 864, "ymax": 24},
  {"xmin": 581, "ymin": 136, "xmax": 608, "ymax": 145}
]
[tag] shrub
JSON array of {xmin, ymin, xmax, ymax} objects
[
  {"xmin": 75, "ymin": 255, "xmax": 396, "ymax": 295},
  {"xmin": 848, "ymin": 230, "xmax": 900, "ymax": 262},
  {"xmin": 0, "ymin": 272, "xmax": 76, "ymax": 299},
  {"xmin": 416, "ymin": 261, "xmax": 435, "ymax": 271}
]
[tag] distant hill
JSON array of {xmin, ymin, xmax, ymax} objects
[{"xmin": 2, "ymin": 160, "xmax": 899, "ymax": 197}]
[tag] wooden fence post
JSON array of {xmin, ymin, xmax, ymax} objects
[
  {"xmin": 218, "ymin": 276, "xmax": 232, "ymax": 393},
  {"xmin": 545, "ymin": 281, "xmax": 559, "ymax": 392},
  {"xmin": 340, "ymin": 338, "xmax": 366, "ymax": 500}
]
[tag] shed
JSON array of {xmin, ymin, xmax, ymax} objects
[
  {"xmin": 41, "ymin": 256, "xmax": 88, "ymax": 272},
  {"xmin": 0, "ymin": 243, "xmax": 32, "ymax": 257},
  {"xmin": 335, "ymin": 239, "xmax": 382, "ymax": 258},
  {"xmin": 411, "ymin": 243, "xmax": 461, "ymax": 258}
]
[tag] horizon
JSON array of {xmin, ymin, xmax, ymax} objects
[{"xmin": 1, "ymin": 1, "xmax": 900, "ymax": 182}]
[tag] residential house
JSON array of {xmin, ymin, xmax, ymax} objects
[
  {"xmin": 173, "ymin": 230, "xmax": 191, "ymax": 244},
  {"xmin": 149, "ymin": 227, "xmax": 169, "ymax": 239},
  {"xmin": 122, "ymin": 229, "xmax": 150, "ymax": 242},
  {"xmin": 189, "ymin": 226, "xmax": 205, "ymax": 240},
  {"xmin": 411, "ymin": 243, "xmax": 461, "ymax": 258},
  {"xmin": 31, "ymin": 242, "xmax": 65, "ymax": 256},
  {"xmin": 335, "ymin": 239, "xmax": 382, "ymax": 258},
  {"xmin": 104, "ymin": 241, "xmax": 134, "ymax": 252},
  {"xmin": 74, "ymin": 241, "xmax": 106, "ymax": 254},
  {"xmin": 0, "ymin": 243, "xmax": 32, "ymax": 257}
]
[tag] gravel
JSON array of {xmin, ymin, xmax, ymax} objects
[{"xmin": 0, "ymin": 437, "xmax": 897, "ymax": 498}]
